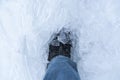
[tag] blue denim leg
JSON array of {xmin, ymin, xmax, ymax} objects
[{"xmin": 44, "ymin": 55, "xmax": 80, "ymax": 80}]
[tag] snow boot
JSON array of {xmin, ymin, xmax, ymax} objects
[{"xmin": 48, "ymin": 28, "xmax": 72, "ymax": 61}]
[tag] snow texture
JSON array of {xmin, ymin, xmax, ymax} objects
[{"xmin": 0, "ymin": 0, "xmax": 120, "ymax": 80}]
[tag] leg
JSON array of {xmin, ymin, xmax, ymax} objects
[
  {"xmin": 44, "ymin": 55, "xmax": 80, "ymax": 80},
  {"xmin": 44, "ymin": 28, "xmax": 80, "ymax": 80}
]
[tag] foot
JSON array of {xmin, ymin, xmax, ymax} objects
[{"xmin": 48, "ymin": 28, "xmax": 72, "ymax": 61}]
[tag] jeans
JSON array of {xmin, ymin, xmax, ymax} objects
[{"xmin": 44, "ymin": 55, "xmax": 80, "ymax": 80}]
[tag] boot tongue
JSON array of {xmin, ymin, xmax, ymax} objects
[{"xmin": 58, "ymin": 28, "xmax": 71, "ymax": 44}]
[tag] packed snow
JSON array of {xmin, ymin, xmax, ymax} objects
[{"xmin": 0, "ymin": 0, "xmax": 120, "ymax": 80}]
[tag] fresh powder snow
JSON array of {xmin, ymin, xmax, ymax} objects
[{"xmin": 0, "ymin": 0, "xmax": 120, "ymax": 80}]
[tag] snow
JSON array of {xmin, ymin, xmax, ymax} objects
[{"xmin": 0, "ymin": 0, "xmax": 120, "ymax": 80}]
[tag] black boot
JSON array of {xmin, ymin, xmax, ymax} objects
[{"xmin": 48, "ymin": 28, "xmax": 72, "ymax": 61}]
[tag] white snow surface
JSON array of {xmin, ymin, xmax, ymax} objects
[{"xmin": 0, "ymin": 0, "xmax": 120, "ymax": 80}]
